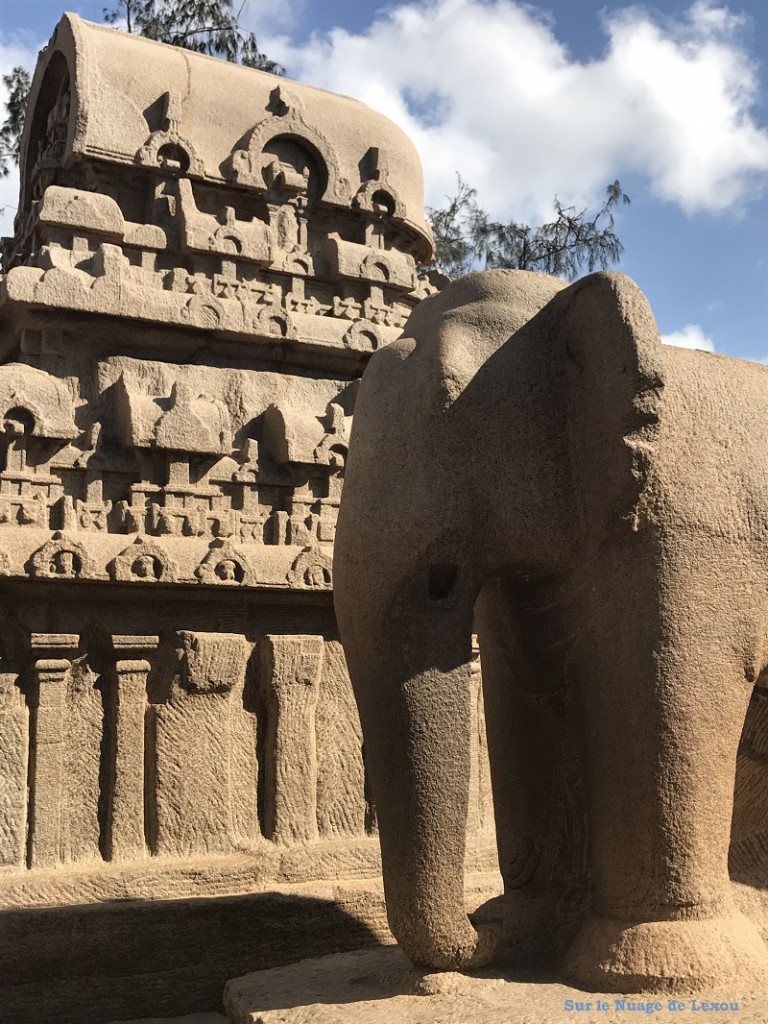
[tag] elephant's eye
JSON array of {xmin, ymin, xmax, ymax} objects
[{"xmin": 428, "ymin": 563, "xmax": 458, "ymax": 602}]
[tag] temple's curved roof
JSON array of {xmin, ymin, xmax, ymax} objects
[
  {"xmin": 18, "ymin": 14, "xmax": 433, "ymax": 259},
  {"xmin": 0, "ymin": 363, "xmax": 78, "ymax": 439}
]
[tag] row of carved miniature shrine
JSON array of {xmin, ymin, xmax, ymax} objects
[{"xmin": 0, "ymin": 363, "xmax": 351, "ymax": 555}]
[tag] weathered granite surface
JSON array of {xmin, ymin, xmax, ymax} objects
[
  {"xmin": 224, "ymin": 945, "xmax": 768, "ymax": 1024},
  {"xmin": 0, "ymin": 14, "xmax": 495, "ymax": 1024},
  {"xmin": 106, "ymin": 1016, "xmax": 228, "ymax": 1024},
  {"xmin": 334, "ymin": 266, "xmax": 768, "ymax": 989}
]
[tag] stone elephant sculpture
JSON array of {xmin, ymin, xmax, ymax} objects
[{"xmin": 333, "ymin": 268, "xmax": 768, "ymax": 992}]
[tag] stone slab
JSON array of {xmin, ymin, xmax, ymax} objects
[
  {"xmin": 0, "ymin": 890, "xmax": 384, "ymax": 1024},
  {"xmin": 106, "ymin": 1016, "xmax": 227, "ymax": 1024},
  {"xmin": 0, "ymin": 873, "xmax": 502, "ymax": 1024},
  {"xmin": 224, "ymin": 945, "xmax": 767, "ymax": 1024}
]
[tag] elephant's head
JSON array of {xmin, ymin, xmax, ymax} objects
[{"xmin": 334, "ymin": 270, "xmax": 667, "ymax": 971}]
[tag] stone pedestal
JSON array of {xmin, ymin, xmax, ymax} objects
[{"xmin": 223, "ymin": 944, "xmax": 768, "ymax": 1024}]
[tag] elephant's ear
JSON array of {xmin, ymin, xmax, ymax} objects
[{"xmin": 556, "ymin": 271, "xmax": 666, "ymax": 536}]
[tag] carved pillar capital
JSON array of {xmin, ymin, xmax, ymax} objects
[
  {"xmin": 33, "ymin": 658, "xmax": 71, "ymax": 684},
  {"xmin": 114, "ymin": 658, "xmax": 151, "ymax": 679},
  {"xmin": 110, "ymin": 635, "xmax": 159, "ymax": 660}
]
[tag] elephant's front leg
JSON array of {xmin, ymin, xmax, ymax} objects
[
  {"xmin": 566, "ymin": 538, "xmax": 768, "ymax": 992},
  {"xmin": 338, "ymin": 576, "xmax": 494, "ymax": 970}
]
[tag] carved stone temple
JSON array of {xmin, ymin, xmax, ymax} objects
[{"xmin": 0, "ymin": 15, "xmax": 497, "ymax": 1023}]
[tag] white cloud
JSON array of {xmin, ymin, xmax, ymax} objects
[
  {"xmin": 240, "ymin": 0, "xmax": 306, "ymax": 34},
  {"xmin": 263, "ymin": 0, "xmax": 768, "ymax": 223},
  {"xmin": 660, "ymin": 323, "xmax": 716, "ymax": 350},
  {"xmin": 0, "ymin": 171, "xmax": 20, "ymax": 240}
]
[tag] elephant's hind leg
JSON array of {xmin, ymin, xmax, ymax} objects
[
  {"xmin": 475, "ymin": 577, "xmax": 589, "ymax": 967},
  {"xmin": 730, "ymin": 674, "xmax": 768, "ymax": 885},
  {"xmin": 565, "ymin": 539, "xmax": 768, "ymax": 993}
]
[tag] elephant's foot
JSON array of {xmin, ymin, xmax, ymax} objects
[
  {"xmin": 472, "ymin": 887, "xmax": 588, "ymax": 969},
  {"xmin": 397, "ymin": 913, "xmax": 501, "ymax": 972},
  {"xmin": 565, "ymin": 911, "xmax": 768, "ymax": 993}
]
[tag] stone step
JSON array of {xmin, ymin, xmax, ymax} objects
[
  {"xmin": 105, "ymin": 1015, "xmax": 228, "ymax": 1024},
  {"xmin": 222, "ymin": 946, "xmax": 768, "ymax": 1024}
]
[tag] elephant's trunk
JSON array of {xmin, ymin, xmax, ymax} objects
[{"xmin": 340, "ymin": 601, "xmax": 490, "ymax": 970}]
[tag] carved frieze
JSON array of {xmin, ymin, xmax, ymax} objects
[
  {"xmin": 116, "ymin": 377, "xmax": 230, "ymax": 456},
  {"xmin": 195, "ymin": 541, "xmax": 254, "ymax": 587},
  {"xmin": 111, "ymin": 537, "xmax": 178, "ymax": 583},
  {"xmin": 288, "ymin": 546, "xmax": 334, "ymax": 590},
  {"xmin": 0, "ymin": 350, "xmax": 353, "ymax": 588},
  {"xmin": 29, "ymin": 533, "xmax": 106, "ymax": 580}
]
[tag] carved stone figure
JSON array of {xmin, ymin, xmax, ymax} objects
[
  {"xmin": 334, "ymin": 268, "xmax": 768, "ymax": 991},
  {"xmin": 0, "ymin": 13, "xmax": 494, "ymax": 1023},
  {"xmin": 131, "ymin": 554, "xmax": 160, "ymax": 580}
]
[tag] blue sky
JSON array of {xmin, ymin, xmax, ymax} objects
[{"xmin": 1, "ymin": 1, "xmax": 766, "ymax": 359}]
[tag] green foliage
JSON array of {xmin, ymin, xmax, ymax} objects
[
  {"xmin": 103, "ymin": 0, "xmax": 284, "ymax": 72},
  {"xmin": 428, "ymin": 176, "xmax": 631, "ymax": 280},
  {"xmin": 0, "ymin": 67, "xmax": 31, "ymax": 178}
]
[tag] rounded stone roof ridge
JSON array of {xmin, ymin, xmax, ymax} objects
[
  {"xmin": 62, "ymin": 12, "xmax": 370, "ymax": 107},
  {"xmin": 19, "ymin": 12, "xmax": 432, "ymax": 258}
]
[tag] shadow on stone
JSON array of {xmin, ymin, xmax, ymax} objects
[
  {"xmin": 223, "ymin": 945, "xmax": 768, "ymax": 1024},
  {"xmin": 223, "ymin": 940, "xmax": 564, "ymax": 1016},
  {"xmin": 0, "ymin": 891, "xmax": 384, "ymax": 1024}
]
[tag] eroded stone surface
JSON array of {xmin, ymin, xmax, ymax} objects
[
  {"xmin": 224, "ymin": 945, "xmax": 768, "ymax": 1024},
  {"xmin": 0, "ymin": 16, "xmax": 452, "ymax": 878},
  {"xmin": 0, "ymin": 13, "xmax": 498, "ymax": 1024},
  {"xmin": 106, "ymin": 1015, "xmax": 228, "ymax": 1024},
  {"xmin": 334, "ymin": 268, "xmax": 768, "ymax": 989}
]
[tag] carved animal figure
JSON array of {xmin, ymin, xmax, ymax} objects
[{"xmin": 333, "ymin": 269, "xmax": 768, "ymax": 992}]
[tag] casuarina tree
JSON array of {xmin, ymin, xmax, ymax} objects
[
  {"xmin": 0, "ymin": 67, "xmax": 31, "ymax": 177},
  {"xmin": 427, "ymin": 176, "xmax": 631, "ymax": 281}
]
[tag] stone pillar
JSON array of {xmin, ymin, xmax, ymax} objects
[
  {"xmin": 260, "ymin": 635, "xmax": 323, "ymax": 845},
  {"xmin": 106, "ymin": 635, "xmax": 157, "ymax": 862},
  {"xmin": 152, "ymin": 632, "xmax": 251, "ymax": 857},
  {"xmin": 0, "ymin": 672, "xmax": 28, "ymax": 869},
  {"xmin": 314, "ymin": 640, "xmax": 366, "ymax": 839},
  {"xmin": 27, "ymin": 634, "xmax": 79, "ymax": 869}
]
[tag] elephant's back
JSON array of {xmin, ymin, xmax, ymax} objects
[
  {"xmin": 435, "ymin": 268, "xmax": 566, "ymax": 310},
  {"xmin": 336, "ymin": 268, "xmax": 572, "ymax": 587},
  {"xmin": 405, "ymin": 269, "xmax": 567, "ymax": 347}
]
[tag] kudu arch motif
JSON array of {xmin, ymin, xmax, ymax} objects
[
  {"xmin": 2, "ymin": 10, "xmax": 766, "ymax": 1019},
  {"xmin": 0, "ymin": 18, "xmax": 502, "ymax": 1020},
  {"xmin": 334, "ymin": 268, "xmax": 768, "ymax": 992}
]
